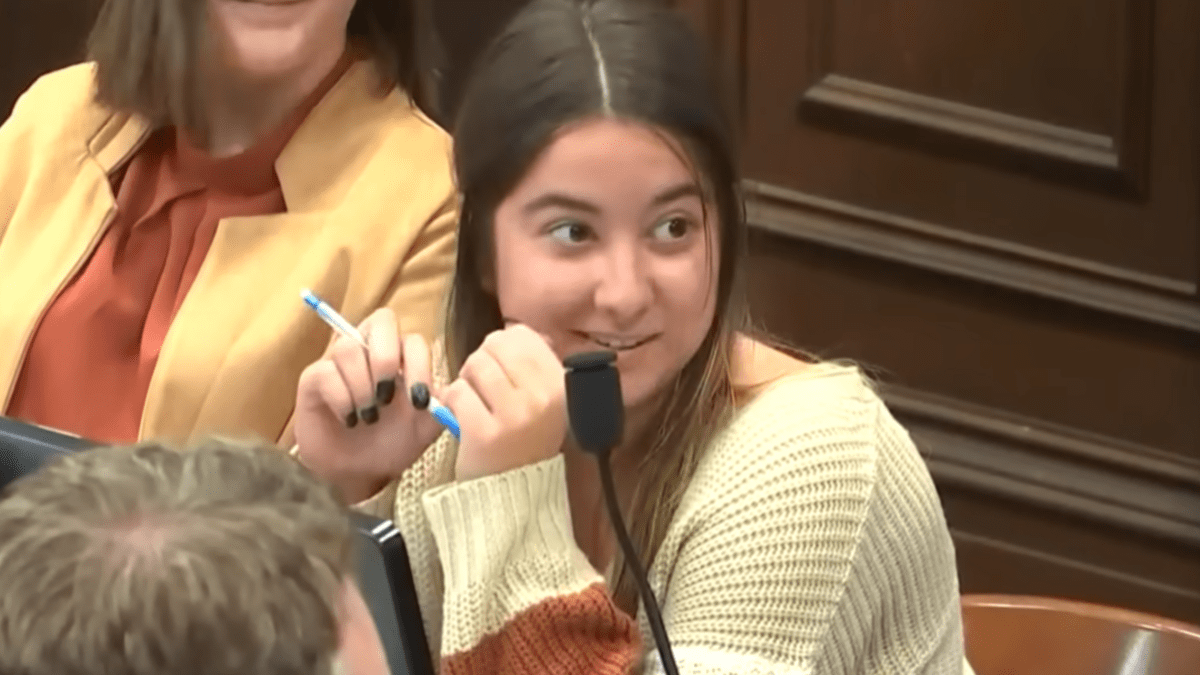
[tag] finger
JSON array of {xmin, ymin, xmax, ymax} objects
[
  {"xmin": 300, "ymin": 360, "xmax": 360, "ymax": 428},
  {"xmin": 441, "ymin": 378, "xmax": 495, "ymax": 439},
  {"xmin": 497, "ymin": 319, "xmax": 555, "ymax": 349},
  {"xmin": 360, "ymin": 308, "xmax": 400, "ymax": 406},
  {"xmin": 488, "ymin": 325, "xmax": 560, "ymax": 386},
  {"xmin": 477, "ymin": 330, "xmax": 526, "ymax": 389},
  {"xmin": 502, "ymin": 323, "xmax": 558, "ymax": 357},
  {"xmin": 329, "ymin": 334, "xmax": 379, "ymax": 424},
  {"xmin": 458, "ymin": 348, "xmax": 517, "ymax": 415},
  {"xmin": 400, "ymin": 332, "xmax": 433, "ymax": 401},
  {"xmin": 476, "ymin": 331, "xmax": 541, "ymax": 397}
]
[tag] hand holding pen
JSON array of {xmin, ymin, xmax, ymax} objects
[
  {"xmin": 301, "ymin": 290, "xmax": 459, "ymax": 437},
  {"xmin": 293, "ymin": 291, "xmax": 454, "ymax": 503},
  {"xmin": 295, "ymin": 289, "xmax": 568, "ymax": 496}
]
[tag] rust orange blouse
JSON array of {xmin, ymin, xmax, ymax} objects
[{"xmin": 6, "ymin": 56, "xmax": 352, "ymax": 444}]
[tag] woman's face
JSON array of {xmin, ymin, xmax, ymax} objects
[
  {"xmin": 491, "ymin": 117, "xmax": 720, "ymax": 409},
  {"xmin": 207, "ymin": 0, "xmax": 356, "ymax": 83}
]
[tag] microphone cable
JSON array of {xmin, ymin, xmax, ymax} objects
[{"xmin": 564, "ymin": 351, "xmax": 680, "ymax": 675}]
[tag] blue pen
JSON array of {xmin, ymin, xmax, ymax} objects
[
  {"xmin": 301, "ymin": 289, "xmax": 461, "ymax": 439},
  {"xmin": 300, "ymin": 289, "xmax": 368, "ymax": 349}
]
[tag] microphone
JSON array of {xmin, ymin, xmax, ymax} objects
[{"xmin": 563, "ymin": 351, "xmax": 680, "ymax": 675}]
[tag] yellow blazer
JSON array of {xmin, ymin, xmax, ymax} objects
[{"xmin": 0, "ymin": 60, "xmax": 458, "ymax": 446}]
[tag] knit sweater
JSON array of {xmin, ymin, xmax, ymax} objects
[{"xmin": 355, "ymin": 363, "xmax": 974, "ymax": 674}]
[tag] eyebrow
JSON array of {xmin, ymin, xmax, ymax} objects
[{"xmin": 521, "ymin": 181, "xmax": 702, "ymax": 216}]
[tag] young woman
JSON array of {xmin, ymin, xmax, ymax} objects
[
  {"xmin": 295, "ymin": 0, "xmax": 973, "ymax": 673},
  {"xmin": 0, "ymin": 0, "xmax": 454, "ymax": 447}
]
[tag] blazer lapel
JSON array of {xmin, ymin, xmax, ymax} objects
[
  {"xmin": 139, "ymin": 59, "xmax": 428, "ymax": 443},
  {"xmin": 0, "ymin": 108, "xmax": 147, "ymax": 409},
  {"xmin": 0, "ymin": 177, "xmax": 114, "ymax": 407},
  {"xmin": 139, "ymin": 211, "xmax": 339, "ymax": 442}
]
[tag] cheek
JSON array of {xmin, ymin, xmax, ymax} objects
[
  {"xmin": 327, "ymin": 0, "xmax": 358, "ymax": 29},
  {"xmin": 670, "ymin": 245, "xmax": 719, "ymax": 313},
  {"xmin": 494, "ymin": 248, "xmax": 589, "ymax": 324},
  {"xmin": 660, "ymin": 247, "xmax": 719, "ymax": 354}
]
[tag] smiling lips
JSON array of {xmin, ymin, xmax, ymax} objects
[{"xmin": 579, "ymin": 332, "xmax": 659, "ymax": 352}]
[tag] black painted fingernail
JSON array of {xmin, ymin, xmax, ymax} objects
[
  {"xmin": 360, "ymin": 405, "xmax": 380, "ymax": 425},
  {"xmin": 409, "ymin": 382, "xmax": 430, "ymax": 410},
  {"xmin": 345, "ymin": 411, "xmax": 359, "ymax": 428},
  {"xmin": 376, "ymin": 378, "xmax": 396, "ymax": 405}
]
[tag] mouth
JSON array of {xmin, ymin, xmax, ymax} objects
[{"xmin": 575, "ymin": 332, "xmax": 660, "ymax": 352}]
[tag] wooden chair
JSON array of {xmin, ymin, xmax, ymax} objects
[{"xmin": 962, "ymin": 594, "xmax": 1200, "ymax": 675}]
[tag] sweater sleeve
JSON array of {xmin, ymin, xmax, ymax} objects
[{"xmin": 421, "ymin": 455, "xmax": 641, "ymax": 675}]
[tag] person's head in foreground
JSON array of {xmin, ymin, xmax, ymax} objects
[
  {"xmin": 447, "ymin": 0, "xmax": 750, "ymax": 605},
  {"xmin": 0, "ymin": 440, "xmax": 387, "ymax": 675}
]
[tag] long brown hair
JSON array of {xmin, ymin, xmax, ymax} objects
[
  {"xmin": 447, "ymin": 0, "xmax": 750, "ymax": 610},
  {"xmin": 86, "ymin": 0, "xmax": 442, "ymax": 138}
]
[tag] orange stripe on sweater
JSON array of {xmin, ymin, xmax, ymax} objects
[{"xmin": 441, "ymin": 582, "xmax": 643, "ymax": 675}]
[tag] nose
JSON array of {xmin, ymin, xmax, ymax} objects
[{"xmin": 592, "ymin": 241, "xmax": 652, "ymax": 327}]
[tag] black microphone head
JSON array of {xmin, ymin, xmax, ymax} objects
[{"xmin": 563, "ymin": 351, "xmax": 623, "ymax": 456}]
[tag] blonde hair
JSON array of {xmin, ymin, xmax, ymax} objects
[{"xmin": 0, "ymin": 438, "xmax": 354, "ymax": 675}]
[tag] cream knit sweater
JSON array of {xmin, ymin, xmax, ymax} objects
[{"xmin": 357, "ymin": 364, "xmax": 975, "ymax": 674}]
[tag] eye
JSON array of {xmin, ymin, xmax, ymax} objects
[
  {"xmin": 547, "ymin": 220, "xmax": 593, "ymax": 244},
  {"xmin": 651, "ymin": 216, "xmax": 693, "ymax": 241}
]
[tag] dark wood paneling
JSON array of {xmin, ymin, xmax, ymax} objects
[
  {"xmin": 0, "ymin": 0, "xmax": 99, "ymax": 119},
  {"xmin": 736, "ymin": 0, "xmax": 1198, "ymax": 283},
  {"xmin": 686, "ymin": 0, "xmax": 1200, "ymax": 627},
  {"xmin": 747, "ymin": 225, "xmax": 1200, "ymax": 624},
  {"xmin": 746, "ymin": 226, "xmax": 1199, "ymax": 463},
  {"xmin": 747, "ymin": 181, "xmax": 1200, "ymax": 333},
  {"xmin": 432, "ymin": 0, "xmax": 531, "ymax": 119},
  {"xmin": 797, "ymin": 0, "xmax": 1154, "ymax": 197}
]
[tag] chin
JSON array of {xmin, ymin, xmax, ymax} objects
[
  {"xmin": 617, "ymin": 371, "xmax": 672, "ymax": 412},
  {"xmin": 219, "ymin": 30, "xmax": 311, "ymax": 79},
  {"xmin": 230, "ymin": 53, "xmax": 307, "ymax": 81}
]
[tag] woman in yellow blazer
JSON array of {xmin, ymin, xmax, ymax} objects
[{"xmin": 0, "ymin": 0, "xmax": 456, "ymax": 447}]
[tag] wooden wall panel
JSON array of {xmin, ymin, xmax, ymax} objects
[
  {"xmin": 0, "ymin": 0, "xmax": 99, "ymax": 119},
  {"xmin": 674, "ymin": 0, "xmax": 1200, "ymax": 624},
  {"xmin": 431, "ymin": 0, "xmax": 530, "ymax": 118},
  {"xmin": 738, "ymin": 0, "xmax": 1198, "ymax": 282}
]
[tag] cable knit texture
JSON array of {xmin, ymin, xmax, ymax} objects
[{"xmin": 354, "ymin": 364, "xmax": 974, "ymax": 674}]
